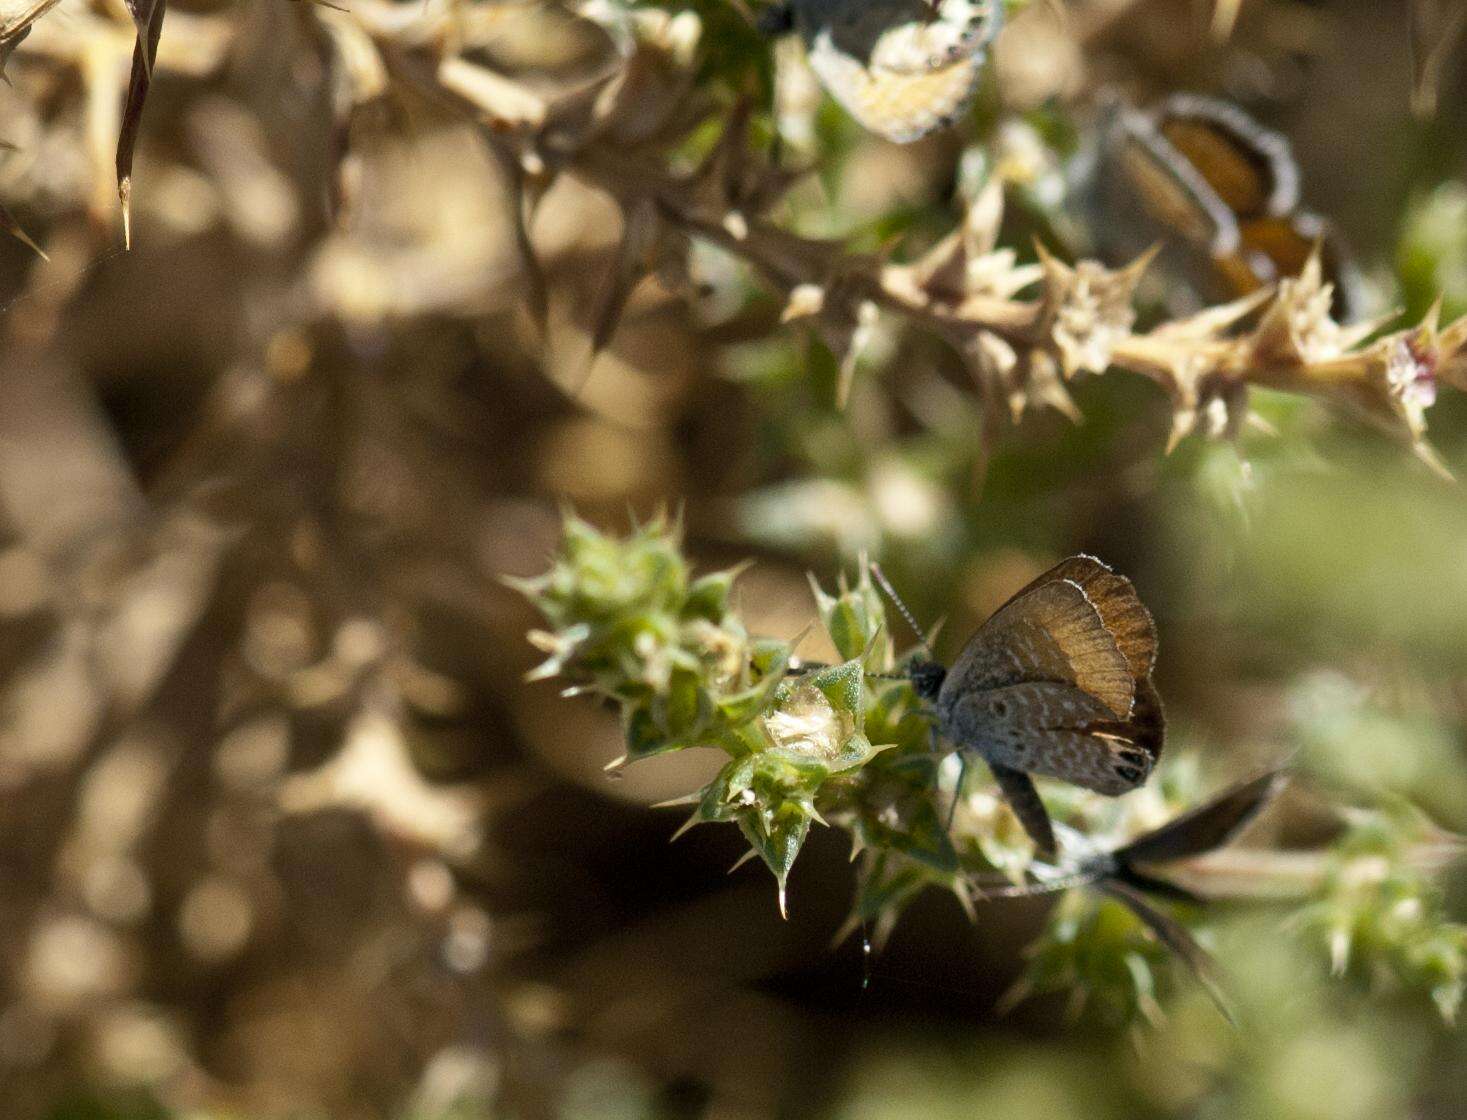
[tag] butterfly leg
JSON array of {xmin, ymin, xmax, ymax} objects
[
  {"xmin": 988, "ymin": 763, "xmax": 1057, "ymax": 862},
  {"xmin": 945, "ymin": 749, "xmax": 969, "ymax": 834}
]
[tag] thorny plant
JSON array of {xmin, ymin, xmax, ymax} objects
[
  {"xmin": 5, "ymin": 0, "xmax": 1467, "ymax": 1035},
  {"xmin": 519, "ymin": 514, "xmax": 1467, "ymax": 1024},
  {"xmin": 1, "ymin": 0, "xmax": 178, "ymax": 248}
]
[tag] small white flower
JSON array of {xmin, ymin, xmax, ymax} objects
[{"xmin": 1385, "ymin": 335, "xmax": 1438, "ymax": 434}]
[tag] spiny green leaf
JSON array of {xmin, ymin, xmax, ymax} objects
[
  {"xmin": 718, "ymin": 641, "xmax": 791, "ymax": 725},
  {"xmin": 804, "ymin": 658, "xmax": 865, "ymax": 717},
  {"xmin": 650, "ymin": 667, "xmax": 711, "ymax": 741},
  {"xmin": 683, "ymin": 562, "xmax": 750, "ymax": 623},
  {"xmin": 808, "ymin": 571, "xmax": 886, "ymax": 662},
  {"xmin": 625, "ymin": 702, "xmax": 671, "ymax": 762},
  {"xmin": 853, "ymin": 853, "xmax": 931, "ymax": 922},
  {"xmin": 698, "ymin": 755, "xmax": 758, "ymax": 822},
  {"xmin": 739, "ymin": 800, "xmax": 812, "ymax": 918},
  {"xmin": 826, "ymin": 732, "xmax": 888, "ymax": 773}
]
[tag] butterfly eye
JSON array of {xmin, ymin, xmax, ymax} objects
[
  {"xmin": 756, "ymin": 2, "xmax": 794, "ymax": 36},
  {"xmin": 909, "ymin": 660, "xmax": 947, "ymax": 700}
]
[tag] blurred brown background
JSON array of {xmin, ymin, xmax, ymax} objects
[{"xmin": 3, "ymin": 0, "xmax": 1467, "ymax": 1117}]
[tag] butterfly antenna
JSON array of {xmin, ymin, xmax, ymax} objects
[
  {"xmin": 868, "ymin": 562, "xmax": 930, "ymax": 657},
  {"xmin": 970, "ymin": 868, "xmax": 1103, "ymax": 899}
]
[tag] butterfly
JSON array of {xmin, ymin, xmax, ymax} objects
[
  {"xmin": 899, "ymin": 555, "xmax": 1165, "ymax": 861},
  {"xmin": 758, "ymin": 0, "xmax": 1002, "ymax": 143},
  {"xmin": 1076, "ymin": 94, "xmax": 1363, "ymax": 321},
  {"xmin": 981, "ymin": 769, "xmax": 1287, "ymax": 1022}
]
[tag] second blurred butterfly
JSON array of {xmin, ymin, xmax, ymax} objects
[
  {"xmin": 758, "ymin": 0, "xmax": 1002, "ymax": 143},
  {"xmin": 1075, "ymin": 94, "xmax": 1363, "ymax": 321}
]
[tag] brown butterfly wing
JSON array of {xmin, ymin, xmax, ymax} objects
[
  {"xmin": 999, "ymin": 555, "xmax": 1157, "ymax": 682},
  {"xmin": 941, "ymin": 573, "xmax": 1135, "ymax": 719},
  {"xmin": 1045, "ymin": 675, "xmax": 1165, "ymax": 794},
  {"xmin": 1235, "ymin": 212, "xmax": 1362, "ymax": 322},
  {"xmin": 1157, "ymin": 118, "xmax": 1277, "ymax": 219},
  {"xmin": 1123, "ymin": 676, "xmax": 1166, "ymax": 768},
  {"xmin": 939, "ymin": 557, "xmax": 1165, "ymax": 832},
  {"xmin": 945, "ymin": 681, "xmax": 1162, "ymax": 796},
  {"xmin": 1154, "ymin": 95, "xmax": 1299, "ymax": 220},
  {"xmin": 1110, "ymin": 123, "xmax": 1236, "ymax": 252}
]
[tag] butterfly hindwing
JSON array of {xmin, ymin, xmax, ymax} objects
[
  {"xmin": 791, "ymin": 0, "xmax": 1000, "ymax": 142},
  {"xmin": 1119, "ymin": 675, "xmax": 1166, "ymax": 769},
  {"xmin": 1235, "ymin": 212, "xmax": 1361, "ymax": 322},
  {"xmin": 949, "ymin": 681, "xmax": 1160, "ymax": 795},
  {"xmin": 807, "ymin": 45, "xmax": 985, "ymax": 142}
]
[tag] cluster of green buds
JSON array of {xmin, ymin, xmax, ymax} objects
[
  {"xmin": 1296, "ymin": 807, "xmax": 1467, "ymax": 1023},
  {"xmin": 999, "ymin": 891, "xmax": 1180, "ymax": 1026},
  {"xmin": 516, "ymin": 513, "xmax": 787, "ymax": 763},
  {"xmin": 515, "ymin": 514, "xmax": 975, "ymax": 917}
]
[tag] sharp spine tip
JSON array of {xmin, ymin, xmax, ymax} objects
[{"xmin": 119, "ymin": 178, "xmax": 133, "ymax": 250}]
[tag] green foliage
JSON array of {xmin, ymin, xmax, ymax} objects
[
  {"xmin": 43, "ymin": 1094, "xmax": 173, "ymax": 1120},
  {"xmin": 518, "ymin": 515, "xmax": 953, "ymax": 908},
  {"xmin": 1003, "ymin": 892, "xmax": 1177, "ymax": 1026},
  {"xmin": 1399, "ymin": 182, "xmax": 1467, "ymax": 321},
  {"xmin": 807, "ymin": 566, "xmax": 886, "ymax": 663},
  {"xmin": 515, "ymin": 514, "xmax": 788, "ymax": 763},
  {"xmin": 1298, "ymin": 806, "xmax": 1467, "ymax": 1023}
]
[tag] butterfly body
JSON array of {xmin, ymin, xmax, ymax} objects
[
  {"xmin": 912, "ymin": 556, "xmax": 1165, "ymax": 857},
  {"xmin": 761, "ymin": 0, "xmax": 1002, "ymax": 142}
]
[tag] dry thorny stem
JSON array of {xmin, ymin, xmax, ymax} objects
[
  {"xmin": 2, "ymin": 0, "xmax": 234, "ymax": 247},
  {"xmin": 366, "ymin": 2, "xmax": 1467, "ymax": 472},
  {"xmin": 3, "ymin": 0, "xmax": 1466, "ymax": 468}
]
